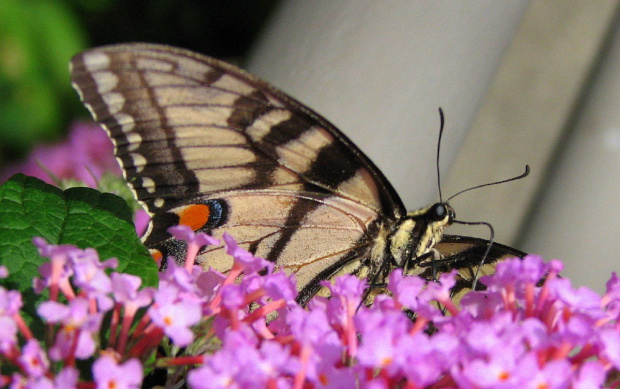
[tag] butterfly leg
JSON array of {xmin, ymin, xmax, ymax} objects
[
  {"xmin": 402, "ymin": 249, "xmax": 442, "ymax": 279},
  {"xmin": 357, "ymin": 251, "xmax": 398, "ymax": 310}
]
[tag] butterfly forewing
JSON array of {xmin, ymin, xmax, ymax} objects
[
  {"xmin": 70, "ymin": 44, "xmax": 403, "ymax": 214},
  {"xmin": 70, "ymin": 43, "xmax": 405, "ymax": 292}
]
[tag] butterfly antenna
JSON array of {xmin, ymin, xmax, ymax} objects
[
  {"xmin": 447, "ymin": 165, "xmax": 529, "ymax": 289},
  {"xmin": 436, "ymin": 108, "xmax": 445, "ymax": 202},
  {"xmin": 446, "ymin": 165, "xmax": 530, "ymax": 203}
]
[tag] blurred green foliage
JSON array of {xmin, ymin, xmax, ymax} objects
[
  {"xmin": 0, "ymin": 0, "xmax": 87, "ymax": 160},
  {"xmin": 0, "ymin": 0, "xmax": 278, "ymax": 167}
]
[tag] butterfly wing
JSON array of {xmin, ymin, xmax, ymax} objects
[
  {"xmin": 70, "ymin": 43, "xmax": 406, "ymax": 292},
  {"xmin": 434, "ymin": 235, "xmax": 526, "ymax": 299}
]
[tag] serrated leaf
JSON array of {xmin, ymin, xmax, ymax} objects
[{"xmin": 0, "ymin": 174, "xmax": 158, "ymax": 297}]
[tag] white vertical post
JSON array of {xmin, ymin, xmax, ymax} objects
[
  {"xmin": 246, "ymin": 1, "xmax": 529, "ymax": 209},
  {"xmin": 520, "ymin": 20, "xmax": 620, "ymax": 293}
]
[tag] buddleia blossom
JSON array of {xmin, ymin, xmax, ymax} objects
[
  {"xmin": 0, "ymin": 123, "xmax": 148, "ymax": 233},
  {"xmin": 1, "ymin": 228, "xmax": 618, "ymax": 388},
  {"xmin": 186, "ymin": 252, "xmax": 620, "ymax": 388},
  {"xmin": 0, "ymin": 122, "xmax": 121, "ymax": 187},
  {"xmin": 0, "ymin": 227, "xmax": 284, "ymax": 387},
  {"xmin": 92, "ymin": 356, "xmax": 143, "ymax": 389}
]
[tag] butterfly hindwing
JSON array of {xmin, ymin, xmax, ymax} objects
[{"xmin": 434, "ymin": 235, "xmax": 526, "ymax": 297}]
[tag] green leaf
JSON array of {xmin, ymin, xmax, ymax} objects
[{"xmin": 0, "ymin": 174, "xmax": 158, "ymax": 298}]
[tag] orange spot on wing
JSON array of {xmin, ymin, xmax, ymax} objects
[
  {"xmin": 177, "ymin": 204, "xmax": 210, "ymax": 231},
  {"xmin": 150, "ymin": 249, "xmax": 163, "ymax": 264}
]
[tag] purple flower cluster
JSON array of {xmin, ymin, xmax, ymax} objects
[
  {"xmin": 1, "ymin": 239, "xmax": 146, "ymax": 388},
  {"xmin": 0, "ymin": 122, "xmax": 121, "ymax": 187},
  {"xmin": 0, "ymin": 228, "xmax": 618, "ymax": 388},
  {"xmin": 188, "ymin": 255, "xmax": 620, "ymax": 388}
]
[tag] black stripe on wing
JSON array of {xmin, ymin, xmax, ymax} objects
[{"xmin": 434, "ymin": 235, "xmax": 527, "ymax": 296}]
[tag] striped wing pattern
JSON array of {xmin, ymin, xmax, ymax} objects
[
  {"xmin": 70, "ymin": 43, "xmax": 406, "ymax": 293},
  {"xmin": 433, "ymin": 235, "xmax": 526, "ymax": 301}
]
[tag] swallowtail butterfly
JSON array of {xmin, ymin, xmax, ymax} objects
[{"xmin": 70, "ymin": 43, "xmax": 526, "ymax": 305}]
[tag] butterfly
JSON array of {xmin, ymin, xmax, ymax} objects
[{"xmin": 70, "ymin": 43, "xmax": 526, "ymax": 305}]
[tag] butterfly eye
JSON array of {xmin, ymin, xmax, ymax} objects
[{"xmin": 430, "ymin": 203, "xmax": 449, "ymax": 221}]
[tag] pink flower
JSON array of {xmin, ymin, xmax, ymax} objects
[
  {"xmin": 223, "ymin": 232, "xmax": 273, "ymax": 274},
  {"xmin": 92, "ymin": 356, "xmax": 142, "ymax": 389},
  {"xmin": 1, "ymin": 122, "xmax": 121, "ymax": 187},
  {"xmin": 17, "ymin": 340, "xmax": 49, "ymax": 378},
  {"xmin": 149, "ymin": 284, "xmax": 202, "ymax": 346},
  {"xmin": 38, "ymin": 298, "xmax": 101, "ymax": 360}
]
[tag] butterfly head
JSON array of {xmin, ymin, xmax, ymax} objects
[
  {"xmin": 428, "ymin": 202, "xmax": 455, "ymax": 226},
  {"xmin": 387, "ymin": 202, "xmax": 456, "ymax": 269}
]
